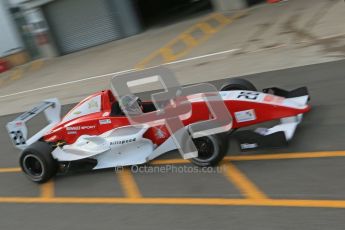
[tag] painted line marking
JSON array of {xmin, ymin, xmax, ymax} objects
[
  {"xmin": 40, "ymin": 180, "xmax": 55, "ymax": 198},
  {"xmin": 135, "ymin": 11, "xmax": 244, "ymax": 69},
  {"xmin": 117, "ymin": 168, "xmax": 142, "ymax": 198},
  {"xmin": 0, "ymin": 167, "xmax": 21, "ymax": 173},
  {"xmin": 160, "ymin": 47, "xmax": 177, "ymax": 62},
  {"xmin": 0, "ymin": 48, "xmax": 240, "ymax": 100},
  {"xmin": 0, "ymin": 150, "xmax": 344, "ymax": 208},
  {"xmin": 222, "ymin": 162, "xmax": 267, "ymax": 199},
  {"xmin": 196, "ymin": 22, "xmax": 217, "ymax": 34},
  {"xmin": 0, "ymin": 197, "xmax": 344, "ymax": 208},
  {"xmin": 151, "ymin": 150, "xmax": 345, "ymax": 165},
  {"xmin": 1, "ymin": 151, "xmax": 345, "ymax": 174},
  {"xmin": 213, "ymin": 13, "xmax": 232, "ymax": 24},
  {"xmin": 0, "ymin": 69, "xmax": 135, "ymax": 99},
  {"xmin": 0, "ymin": 15, "xmax": 339, "ymax": 101},
  {"xmin": 9, "ymin": 68, "xmax": 23, "ymax": 81},
  {"xmin": 179, "ymin": 33, "xmax": 198, "ymax": 47},
  {"xmin": 225, "ymin": 151, "xmax": 345, "ymax": 161},
  {"xmin": 0, "ymin": 59, "xmax": 45, "ymax": 89},
  {"xmin": 163, "ymin": 48, "xmax": 239, "ymax": 65},
  {"xmin": 29, "ymin": 59, "xmax": 45, "ymax": 72}
]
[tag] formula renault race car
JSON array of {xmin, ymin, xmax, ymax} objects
[{"xmin": 7, "ymin": 78, "xmax": 310, "ymax": 183}]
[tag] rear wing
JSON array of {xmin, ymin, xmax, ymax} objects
[{"xmin": 6, "ymin": 98, "xmax": 61, "ymax": 150}]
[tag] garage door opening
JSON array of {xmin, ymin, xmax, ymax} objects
[
  {"xmin": 43, "ymin": 0, "xmax": 141, "ymax": 55},
  {"xmin": 135, "ymin": 0, "xmax": 213, "ymax": 28}
]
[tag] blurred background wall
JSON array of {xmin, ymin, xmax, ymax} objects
[{"xmin": 0, "ymin": 0, "xmax": 264, "ymax": 64}]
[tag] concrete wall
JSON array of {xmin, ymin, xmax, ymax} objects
[{"xmin": 0, "ymin": 0, "xmax": 23, "ymax": 57}]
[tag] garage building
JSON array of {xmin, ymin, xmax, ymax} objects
[{"xmin": 8, "ymin": 0, "xmax": 263, "ymax": 57}]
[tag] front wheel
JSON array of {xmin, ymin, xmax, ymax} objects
[
  {"xmin": 190, "ymin": 134, "xmax": 228, "ymax": 167},
  {"xmin": 19, "ymin": 142, "xmax": 58, "ymax": 183},
  {"xmin": 220, "ymin": 78, "xmax": 257, "ymax": 91}
]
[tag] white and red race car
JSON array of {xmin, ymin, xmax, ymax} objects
[{"xmin": 7, "ymin": 78, "xmax": 310, "ymax": 183}]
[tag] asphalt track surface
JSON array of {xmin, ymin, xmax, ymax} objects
[{"xmin": 1, "ymin": 60, "xmax": 345, "ymax": 229}]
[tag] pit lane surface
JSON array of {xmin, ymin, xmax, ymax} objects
[{"xmin": 0, "ymin": 60, "xmax": 345, "ymax": 229}]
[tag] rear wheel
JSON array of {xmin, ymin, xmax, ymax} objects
[
  {"xmin": 20, "ymin": 142, "xmax": 58, "ymax": 183},
  {"xmin": 220, "ymin": 78, "xmax": 257, "ymax": 91},
  {"xmin": 190, "ymin": 134, "xmax": 228, "ymax": 167}
]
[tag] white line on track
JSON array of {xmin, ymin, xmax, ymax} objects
[
  {"xmin": 163, "ymin": 48, "xmax": 240, "ymax": 65},
  {"xmin": 0, "ymin": 48, "xmax": 240, "ymax": 99},
  {"xmin": 2, "ymin": 30, "xmax": 344, "ymax": 100},
  {"xmin": 0, "ymin": 69, "xmax": 135, "ymax": 99}
]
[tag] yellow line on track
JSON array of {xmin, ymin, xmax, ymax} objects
[
  {"xmin": 179, "ymin": 34, "xmax": 198, "ymax": 47},
  {"xmin": 135, "ymin": 11, "xmax": 246, "ymax": 69},
  {"xmin": 222, "ymin": 162, "xmax": 267, "ymax": 199},
  {"xmin": 196, "ymin": 22, "xmax": 217, "ymax": 34},
  {"xmin": 1, "ymin": 151, "xmax": 345, "ymax": 174},
  {"xmin": 29, "ymin": 59, "xmax": 44, "ymax": 72},
  {"xmin": 0, "ymin": 197, "xmax": 344, "ymax": 208},
  {"xmin": 0, "ymin": 167, "xmax": 21, "ymax": 173},
  {"xmin": 151, "ymin": 159, "xmax": 188, "ymax": 165},
  {"xmin": 225, "ymin": 150, "xmax": 345, "ymax": 161},
  {"xmin": 9, "ymin": 68, "xmax": 23, "ymax": 81},
  {"xmin": 151, "ymin": 150, "xmax": 345, "ymax": 165},
  {"xmin": 40, "ymin": 180, "xmax": 55, "ymax": 198},
  {"xmin": 213, "ymin": 13, "xmax": 232, "ymax": 24},
  {"xmin": 160, "ymin": 47, "xmax": 177, "ymax": 62},
  {"xmin": 117, "ymin": 168, "xmax": 142, "ymax": 198}
]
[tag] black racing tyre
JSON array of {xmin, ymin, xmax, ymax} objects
[
  {"xmin": 19, "ymin": 142, "xmax": 58, "ymax": 183},
  {"xmin": 190, "ymin": 134, "xmax": 228, "ymax": 167},
  {"xmin": 220, "ymin": 78, "xmax": 257, "ymax": 91}
]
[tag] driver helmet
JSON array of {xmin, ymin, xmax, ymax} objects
[{"xmin": 119, "ymin": 94, "xmax": 143, "ymax": 115}]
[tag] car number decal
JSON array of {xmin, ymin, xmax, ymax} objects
[
  {"xmin": 10, "ymin": 130, "xmax": 26, "ymax": 145},
  {"xmin": 237, "ymin": 91, "xmax": 260, "ymax": 100}
]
